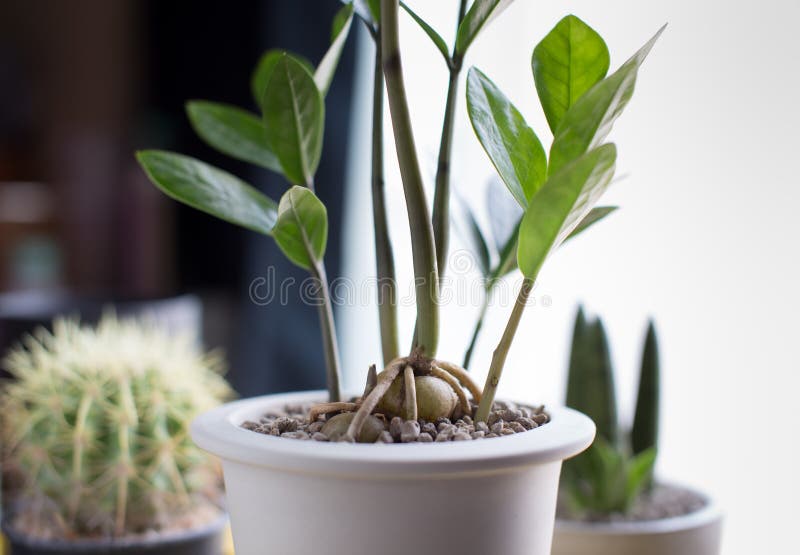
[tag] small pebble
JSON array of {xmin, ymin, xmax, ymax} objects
[
  {"xmin": 475, "ymin": 421, "xmax": 489, "ymax": 434},
  {"xmin": 275, "ymin": 417, "xmax": 297, "ymax": 433},
  {"xmin": 377, "ymin": 431, "xmax": 394, "ymax": 444},
  {"xmin": 471, "ymin": 431, "xmax": 485, "ymax": 439},
  {"xmin": 307, "ymin": 421, "xmax": 324, "ymax": 433},
  {"xmin": 417, "ymin": 432, "xmax": 433, "ymax": 443},
  {"xmin": 533, "ymin": 414, "xmax": 548, "ymax": 425},
  {"xmin": 435, "ymin": 430, "xmax": 451, "ymax": 442},
  {"xmin": 421, "ymin": 422, "xmax": 438, "ymax": 438},
  {"xmin": 389, "ymin": 417, "xmax": 403, "ymax": 440},
  {"xmin": 311, "ymin": 432, "xmax": 329, "ymax": 442},
  {"xmin": 510, "ymin": 421, "xmax": 526, "ymax": 433},
  {"xmin": 241, "ymin": 421, "xmax": 259, "ymax": 431},
  {"xmin": 500, "ymin": 428, "xmax": 515, "ymax": 436},
  {"xmin": 518, "ymin": 417, "xmax": 537, "ymax": 430},
  {"xmin": 452, "ymin": 431, "xmax": 471, "ymax": 441},
  {"xmin": 400, "ymin": 421, "xmax": 420, "ymax": 443},
  {"xmin": 490, "ymin": 421, "xmax": 504, "ymax": 435},
  {"xmin": 462, "ymin": 415, "xmax": 473, "ymax": 425}
]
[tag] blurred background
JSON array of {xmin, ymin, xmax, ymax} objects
[{"xmin": 1, "ymin": 1, "xmax": 799, "ymax": 553}]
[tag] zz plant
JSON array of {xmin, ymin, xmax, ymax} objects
[
  {"xmin": 136, "ymin": 0, "xmax": 663, "ymax": 439},
  {"xmin": 560, "ymin": 307, "xmax": 660, "ymax": 517}
]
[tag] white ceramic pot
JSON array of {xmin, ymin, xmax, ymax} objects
[
  {"xmin": 191, "ymin": 391, "xmax": 595, "ymax": 555},
  {"xmin": 551, "ymin": 489, "xmax": 723, "ymax": 555}
]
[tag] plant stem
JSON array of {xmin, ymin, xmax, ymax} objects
[
  {"xmin": 381, "ymin": 0, "xmax": 439, "ymax": 356},
  {"xmin": 462, "ymin": 294, "xmax": 489, "ymax": 369},
  {"xmin": 370, "ymin": 28, "xmax": 400, "ymax": 366},
  {"xmin": 310, "ymin": 260, "xmax": 342, "ymax": 402},
  {"xmin": 475, "ymin": 277, "xmax": 534, "ymax": 422},
  {"xmin": 431, "ymin": 0, "xmax": 468, "ymax": 278}
]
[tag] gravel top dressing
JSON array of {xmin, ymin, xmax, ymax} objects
[
  {"xmin": 242, "ymin": 400, "xmax": 550, "ymax": 444},
  {"xmin": 557, "ymin": 484, "xmax": 709, "ymax": 523}
]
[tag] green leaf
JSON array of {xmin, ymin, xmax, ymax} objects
[
  {"xmin": 517, "ymin": 144, "xmax": 617, "ymax": 279},
  {"xmin": 549, "ymin": 26, "xmax": 665, "ymax": 174},
  {"xmin": 454, "ymin": 199, "xmax": 491, "ymax": 278},
  {"xmin": 455, "ymin": 0, "xmax": 515, "ymax": 56},
  {"xmin": 251, "ymin": 50, "xmax": 315, "ymax": 111},
  {"xmin": 262, "ymin": 55, "xmax": 325, "ymax": 186},
  {"xmin": 272, "ymin": 186, "xmax": 329, "ymax": 270},
  {"xmin": 315, "ymin": 3, "xmax": 354, "ymax": 96},
  {"xmin": 136, "ymin": 150, "xmax": 278, "ymax": 235},
  {"xmin": 467, "ymin": 67, "xmax": 547, "ymax": 208},
  {"xmin": 401, "ymin": 2, "xmax": 450, "ymax": 64},
  {"xmin": 625, "ymin": 448, "xmax": 657, "ymax": 507},
  {"xmin": 565, "ymin": 206, "xmax": 618, "ymax": 242},
  {"xmin": 532, "ymin": 15, "xmax": 610, "ymax": 133},
  {"xmin": 186, "ymin": 101, "xmax": 281, "ymax": 173}
]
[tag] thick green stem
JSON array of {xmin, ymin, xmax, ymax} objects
[
  {"xmin": 462, "ymin": 294, "xmax": 489, "ymax": 369},
  {"xmin": 370, "ymin": 29, "xmax": 400, "ymax": 366},
  {"xmin": 431, "ymin": 0, "xmax": 468, "ymax": 278},
  {"xmin": 381, "ymin": 0, "xmax": 439, "ymax": 356},
  {"xmin": 475, "ymin": 277, "xmax": 534, "ymax": 422},
  {"xmin": 310, "ymin": 261, "xmax": 342, "ymax": 402}
]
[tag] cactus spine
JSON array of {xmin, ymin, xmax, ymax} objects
[{"xmin": 1, "ymin": 316, "xmax": 232, "ymax": 538}]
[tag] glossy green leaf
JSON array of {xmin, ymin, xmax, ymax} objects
[
  {"xmin": 262, "ymin": 55, "xmax": 325, "ymax": 186},
  {"xmin": 251, "ymin": 50, "xmax": 314, "ymax": 110},
  {"xmin": 455, "ymin": 0, "xmax": 515, "ymax": 56},
  {"xmin": 272, "ymin": 186, "xmax": 328, "ymax": 270},
  {"xmin": 186, "ymin": 101, "xmax": 281, "ymax": 173},
  {"xmin": 315, "ymin": 3, "xmax": 354, "ymax": 96},
  {"xmin": 517, "ymin": 144, "xmax": 617, "ymax": 279},
  {"xmin": 549, "ymin": 26, "xmax": 664, "ymax": 174},
  {"xmin": 136, "ymin": 150, "xmax": 277, "ymax": 235},
  {"xmin": 532, "ymin": 15, "xmax": 610, "ymax": 134},
  {"xmin": 401, "ymin": 2, "xmax": 450, "ymax": 63},
  {"xmin": 467, "ymin": 67, "xmax": 547, "ymax": 208},
  {"xmin": 565, "ymin": 206, "xmax": 618, "ymax": 242}
]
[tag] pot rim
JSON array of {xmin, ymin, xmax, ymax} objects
[
  {"xmin": 190, "ymin": 390, "xmax": 595, "ymax": 478},
  {"xmin": 555, "ymin": 486, "xmax": 723, "ymax": 536},
  {"xmin": 1, "ymin": 512, "xmax": 227, "ymax": 550}
]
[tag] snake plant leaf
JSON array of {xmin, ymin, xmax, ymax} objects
[
  {"xmin": 549, "ymin": 25, "xmax": 664, "ymax": 174},
  {"xmin": 532, "ymin": 15, "xmax": 610, "ymax": 133},
  {"xmin": 186, "ymin": 101, "xmax": 281, "ymax": 173},
  {"xmin": 272, "ymin": 185, "xmax": 328, "ymax": 270},
  {"xmin": 251, "ymin": 50, "xmax": 315, "ymax": 111},
  {"xmin": 400, "ymin": 2, "xmax": 450, "ymax": 64},
  {"xmin": 467, "ymin": 67, "xmax": 547, "ymax": 208},
  {"xmin": 136, "ymin": 150, "xmax": 278, "ymax": 235},
  {"xmin": 315, "ymin": 3, "xmax": 354, "ymax": 96},
  {"xmin": 517, "ymin": 144, "xmax": 617, "ymax": 280},
  {"xmin": 632, "ymin": 320, "xmax": 660, "ymax": 456},
  {"xmin": 262, "ymin": 55, "xmax": 325, "ymax": 187},
  {"xmin": 455, "ymin": 0, "xmax": 515, "ymax": 56},
  {"xmin": 626, "ymin": 447, "xmax": 657, "ymax": 503},
  {"xmin": 565, "ymin": 206, "xmax": 618, "ymax": 242}
]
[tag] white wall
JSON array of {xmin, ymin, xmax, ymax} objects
[{"xmin": 340, "ymin": 2, "xmax": 800, "ymax": 553}]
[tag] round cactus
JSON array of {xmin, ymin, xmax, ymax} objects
[{"xmin": 1, "ymin": 315, "xmax": 233, "ymax": 538}]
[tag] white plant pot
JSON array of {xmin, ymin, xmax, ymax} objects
[
  {"xmin": 551, "ymin": 489, "xmax": 723, "ymax": 555},
  {"xmin": 191, "ymin": 391, "xmax": 595, "ymax": 555}
]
